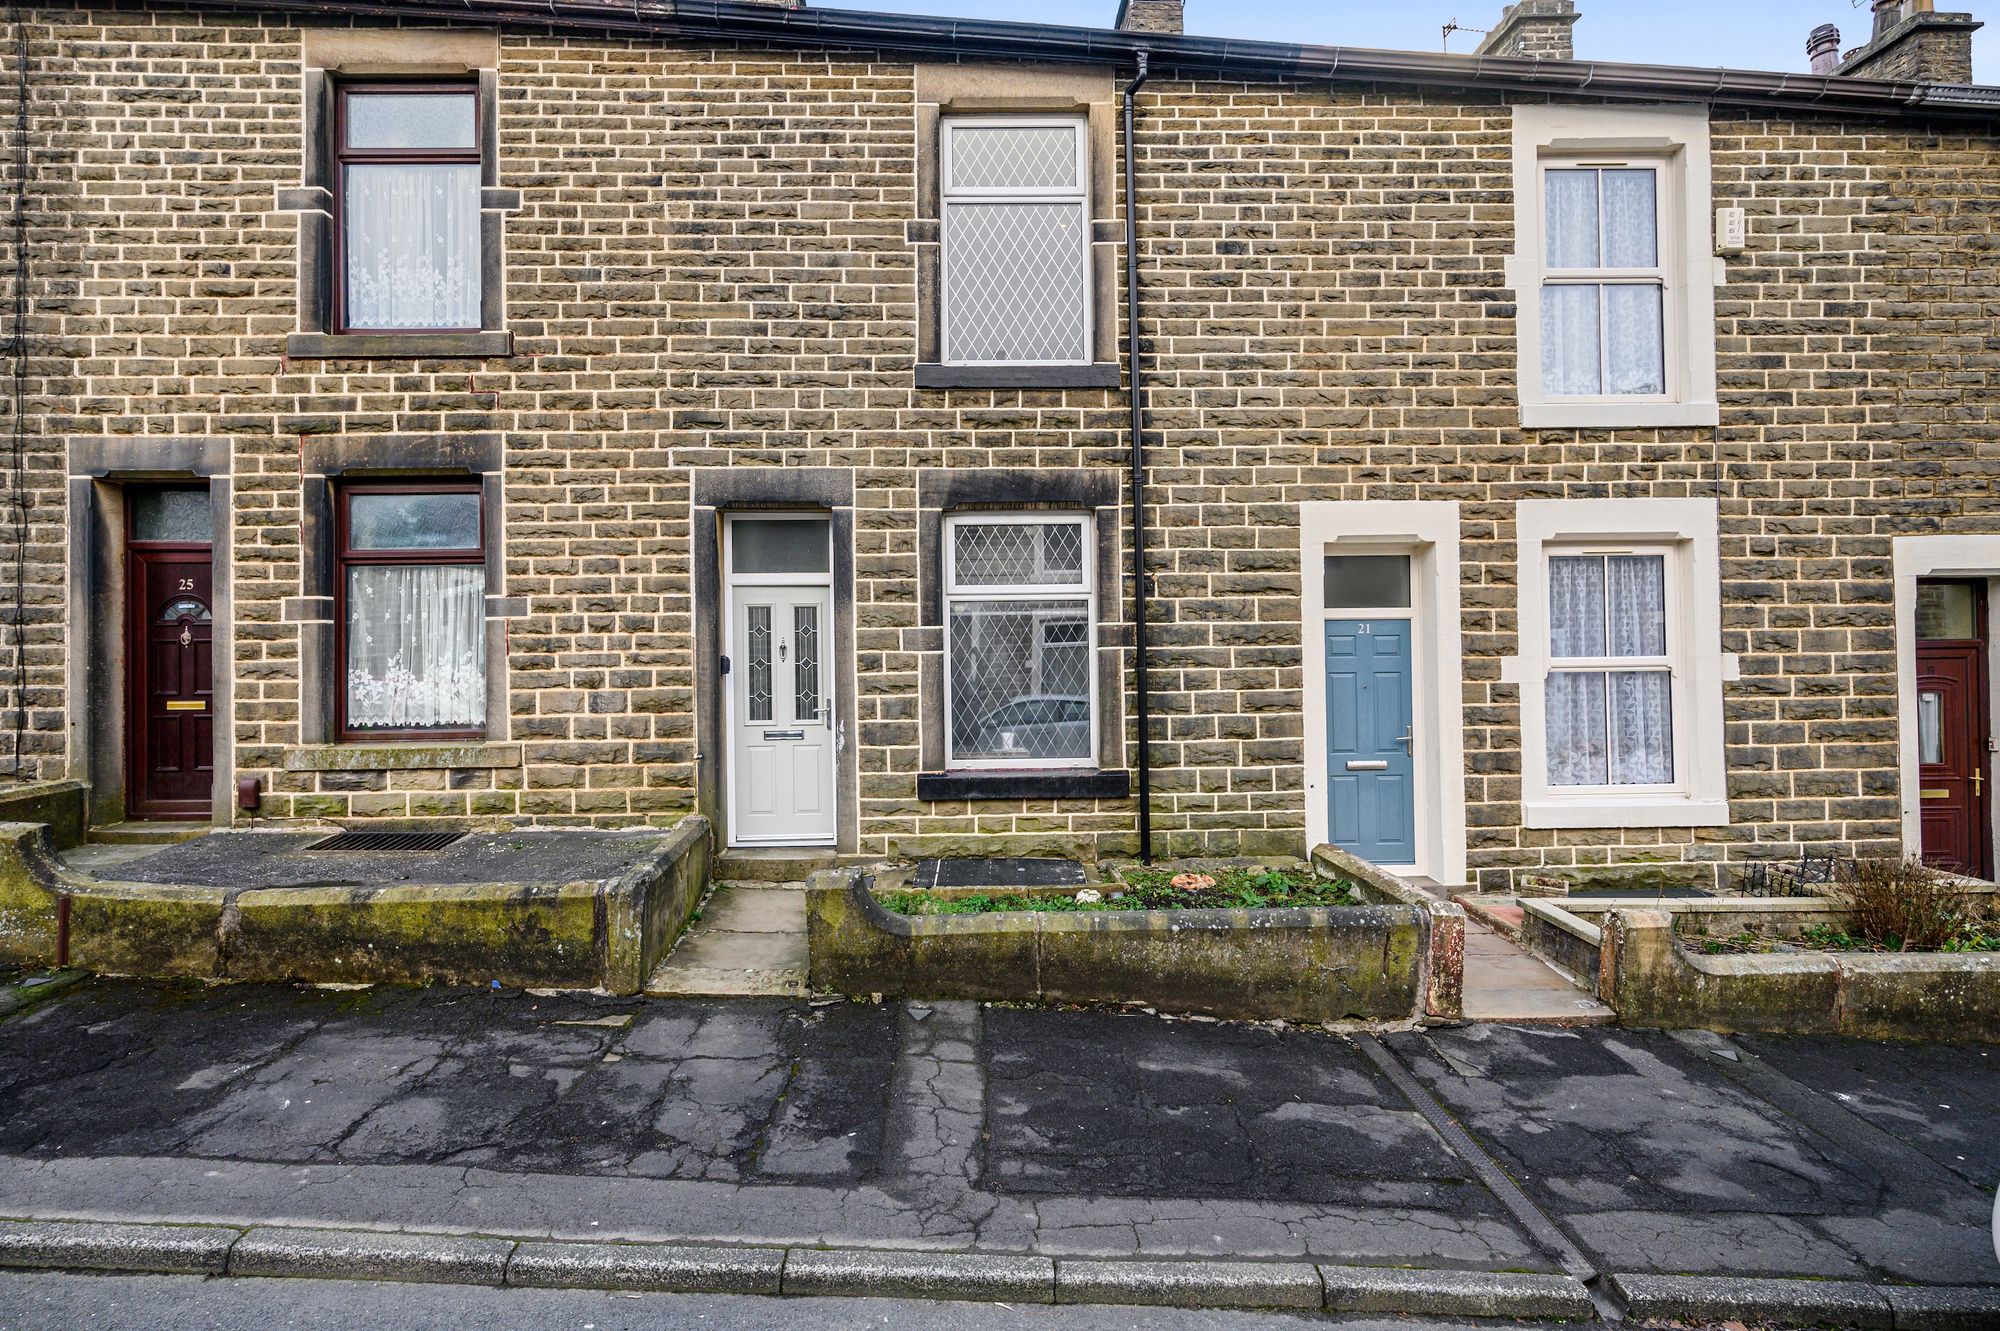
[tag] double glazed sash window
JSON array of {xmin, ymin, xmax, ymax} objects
[
  {"xmin": 339, "ymin": 486, "xmax": 487, "ymax": 738},
  {"xmin": 944, "ymin": 515, "xmax": 1094, "ymax": 768},
  {"xmin": 940, "ymin": 117, "xmax": 1091, "ymax": 366},
  {"xmin": 336, "ymin": 85, "xmax": 482, "ymax": 333},
  {"xmin": 1540, "ymin": 162, "xmax": 1667, "ymax": 399},
  {"xmin": 1544, "ymin": 550, "xmax": 1675, "ymax": 788}
]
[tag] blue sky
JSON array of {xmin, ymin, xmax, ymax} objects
[{"xmin": 813, "ymin": 1, "xmax": 1998, "ymax": 84}]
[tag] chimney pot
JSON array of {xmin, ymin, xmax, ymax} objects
[
  {"xmin": 1115, "ymin": 0, "xmax": 1184, "ymax": 34},
  {"xmin": 1807, "ymin": 23, "xmax": 1842, "ymax": 74},
  {"xmin": 1839, "ymin": 2, "xmax": 1979, "ymax": 84}
]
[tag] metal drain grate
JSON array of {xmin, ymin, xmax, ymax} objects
[{"xmin": 309, "ymin": 831, "xmax": 467, "ymax": 853}]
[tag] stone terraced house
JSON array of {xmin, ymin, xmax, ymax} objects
[{"xmin": 0, "ymin": 0, "xmax": 1997, "ymax": 891}]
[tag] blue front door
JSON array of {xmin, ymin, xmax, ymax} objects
[{"xmin": 1325, "ymin": 619, "xmax": 1416, "ymax": 864}]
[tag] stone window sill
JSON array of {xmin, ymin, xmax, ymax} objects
[
  {"xmin": 915, "ymin": 363, "xmax": 1121, "ymax": 390},
  {"xmin": 1520, "ymin": 400, "xmax": 1719, "ymax": 431},
  {"xmin": 283, "ymin": 743, "xmax": 522, "ymax": 773},
  {"xmin": 1522, "ymin": 798, "xmax": 1730, "ymax": 830},
  {"xmin": 917, "ymin": 770, "xmax": 1130, "ymax": 802},
  {"xmin": 286, "ymin": 331, "xmax": 514, "ymax": 361}
]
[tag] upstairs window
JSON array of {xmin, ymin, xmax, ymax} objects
[
  {"xmin": 336, "ymin": 85, "xmax": 482, "ymax": 333},
  {"xmin": 944, "ymin": 514, "xmax": 1095, "ymax": 769},
  {"xmin": 338, "ymin": 485, "xmax": 487, "ymax": 738},
  {"xmin": 940, "ymin": 118, "xmax": 1091, "ymax": 366},
  {"xmin": 1540, "ymin": 164, "xmax": 1666, "ymax": 400},
  {"xmin": 1508, "ymin": 104, "xmax": 1718, "ymax": 430}
]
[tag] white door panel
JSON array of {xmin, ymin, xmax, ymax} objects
[{"xmin": 731, "ymin": 584, "xmax": 836, "ymax": 846}]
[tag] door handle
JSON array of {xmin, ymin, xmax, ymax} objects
[
  {"xmin": 1975, "ymin": 770, "xmax": 1985, "ymax": 798},
  {"xmin": 763, "ymin": 730, "xmax": 804, "ymax": 741},
  {"xmin": 1396, "ymin": 729, "xmax": 1413, "ymax": 755},
  {"xmin": 1346, "ymin": 760, "xmax": 1389, "ymax": 771}
]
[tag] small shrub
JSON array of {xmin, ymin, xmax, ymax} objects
[{"xmin": 1833, "ymin": 857, "xmax": 1971, "ymax": 952}]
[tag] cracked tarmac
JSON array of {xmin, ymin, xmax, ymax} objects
[{"xmin": 0, "ymin": 979, "xmax": 1994, "ymax": 1287}]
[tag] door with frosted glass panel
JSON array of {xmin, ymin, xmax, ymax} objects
[
  {"xmin": 727, "ymin": 518, "xmax": 836, "ymax": 847},
  {"xmin": 1914, "ymin": 580, "xmax": 1990, "ymax": 877}
]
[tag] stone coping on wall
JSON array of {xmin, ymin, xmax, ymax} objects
[
  {"xmin": 0, "ymin": 781, "xmax": 87, "ymax": 851},
  {"xmin": 0, "ymin": 818, "xmax": 711, "ymax": 994},
  {"xmin": 1518, "ymin": 898, "xmax": 2000, "ymax": 1043},
  {"xmin": 806, "ymin": 867, "xmax": 1427, "ymax": 1024}
]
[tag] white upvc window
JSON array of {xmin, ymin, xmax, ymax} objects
[
  {"xmin": 1510, "ymin": 499, "xmax": 1733, "ymax": 829},
  {"xmin": 1509, "ymin": 104, "xmax": 1720, "ymax": 431},
  {"xmin": 944, "ymin": 513, "xmax": 1096, "ymax": 770},
  {"xmin": 940, "ymin": 116, "xmax": 1091, "ymax": 367}
]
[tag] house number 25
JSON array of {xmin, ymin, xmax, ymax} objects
[{"xmin": 178, "ymin": 578, "xmax": 194, "ymax": 591}]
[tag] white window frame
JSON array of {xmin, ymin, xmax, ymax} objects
[
  {"xmin": 1508, "ymin": 498, "xmax": 1733, "ymax": 829},
  {"xmin": 942, "ymin": 511, "xmax": 1097, "ymax": 771},
  {"xmin": 939, "ymin": 115, "xmax": 1092, "ymax": 368},
  {"xmin": 1508, "ymin": 104, "xmax": 1721, "ymax": 431}
]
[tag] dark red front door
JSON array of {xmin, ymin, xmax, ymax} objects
[
  {"xmin": 128, "ymin": 548, "xmax": 214, "ymax": 819},
  {"xmin": 1915, "ymin": 581, "xmax": 1991, "ymax": 877}
]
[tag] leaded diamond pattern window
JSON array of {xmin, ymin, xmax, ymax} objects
[
  {"xmin": 746, "ymin": 605, "xmax": 772, "ymax": 724},
  {"xmin": 794, "ymin": 604, "xmax": 820, "ymax": 723},
  {"xmin": 941, "ymin": 117, "xmax": 1090, "ymax": 367},
  {"xmin": 944, "ymin": 515, "xmax": 1095, "ymax": 769}
]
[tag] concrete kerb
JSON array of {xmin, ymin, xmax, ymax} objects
[{"xmin": 0, "ymin": 1218, "xmax": 1625, "ymax": 1316}]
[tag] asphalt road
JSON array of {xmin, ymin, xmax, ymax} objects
[{"xmin": 0, "ymin": 1273, "xmax": 1584, "ymax": 1331}]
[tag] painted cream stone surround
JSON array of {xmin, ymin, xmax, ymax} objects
[
  {"xmin": 1300, "ymin": 501, "xmax": 1467, "ymax": 887},
  {"xmin": 1891, "ymin": 536, "xmax": 2000, "ymax": 862},
  {"xmin": 1507, "ymin": 498, "xmax": 1735, "ymax": 830},
  {"xmin": 1507, "ymin": 102, "xmax": 1723, "ymax": 430}
]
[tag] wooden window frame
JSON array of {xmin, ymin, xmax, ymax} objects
[
  {"xmin": 335, "ymin": 481, "xmax": 487, "ymax": 742},
  {"xmin": 332, "ymin": 80, "xmax": 483, "ymax": 337}
]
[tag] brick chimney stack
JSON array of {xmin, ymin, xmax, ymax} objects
[
  {"xmin": 1115, "ymin": 0, "xmax": 1184, "ymax": 34},
  {"xmin": 1807, "ymin": 23, "xmax": 1842, "ymax": 74},
  {"xmin": 1474, "ymin": 1, "xmax": 1579, "ymax": 62},
  {"xmin": 1835, "ymin": 1, "xmax": 1979, "ymax": 84}
]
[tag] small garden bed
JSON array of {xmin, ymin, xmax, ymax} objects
[
  {"xmin": 1695, "ymin": 924, "xmax": 1999, "ymax": 956},
  {"xmin": 880, "ymin": 865, "xmax": 1358, "ymax": 917}
]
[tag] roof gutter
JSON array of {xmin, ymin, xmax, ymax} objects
[{"xmin": 147, "ymin": 0, "xmax": 2000, "ymax": 124}]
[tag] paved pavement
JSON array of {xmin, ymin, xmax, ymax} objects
[
  {"xmin": 647, "ymin": 882, "xmax": 809, "ymax": 998},
  {"xmin": 0, "ymin": 1271, "xmax": 1598, "ymax": 1331},
  {"xmin": 0, "ymin": 978, "xmax": 1994, "ymax": 1296},
  {"xmin": 1457, "ymin": 919, "xmax": 1613, "ymax": 1025}
]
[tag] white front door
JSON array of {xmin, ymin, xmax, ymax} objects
[{"xmin": 730, "ymin": 584, "xmax": 835, "ymax": 846}]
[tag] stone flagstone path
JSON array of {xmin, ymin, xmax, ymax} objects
[{"xmin": 646, "ymin": 881, "xmax": 809, "ymax": 998}]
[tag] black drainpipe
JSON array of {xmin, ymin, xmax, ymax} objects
[{"xmin": 1123, "ymin": 51, "xmax": 1152, "ymax": 864}]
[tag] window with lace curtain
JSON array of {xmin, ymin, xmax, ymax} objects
[
  {"xmin": 336, "ymin": 85, "xmax": 482, "ymax": 334},
  {"xmin": 1544, "ymin": 549, "xmax": 1675, "ymax": 789},
  {"xmin": 1511, "ymin": 498, "xmax": 1731, "ymax": 830},
  {"xmin": 1539, "ymin": 163, "xmax": 1667, "ymax": 401},
  {"xmin": 1508, "ymin": 104, "xmax": 1719, "ymax": 431},
  {"xmin": 338, "ymin": 485, "xmax": 487, "ymax": 739}
]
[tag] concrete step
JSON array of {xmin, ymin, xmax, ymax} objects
[
  {"xmin": 714, "ymin": 848, "xmax": 836, "ymax": 883},
  {"xmin": 646, "ymin": 883, "xmax": 808, "ymax": 998},
  {"xmin": 86, "ymin": 822, "xmax": 211, "ymax": 846}
]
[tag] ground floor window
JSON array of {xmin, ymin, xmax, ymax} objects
[
  {"xmin": 1513, "ymin": 498, "xmax": 1729, "ymax": 829},
  {"xmin": 1545, "ymin": 549, "xmax": 1675, "ymax": 788},
  {"xmin": 944, "ymin": 514, "xmax": 1094, "ymax": 768},
  {"xmin": 338, "ymin": 484, "xmax": 487, "ymax": 738}
]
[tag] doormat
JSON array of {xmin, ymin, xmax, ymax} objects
[{"xmin": 916, "ymin": 857, "xmax": 1087, "ymax": 889}]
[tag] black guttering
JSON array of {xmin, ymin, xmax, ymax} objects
[
  {"xmin": 1123, "ymin": 52, "xmax": 1153, "ymax": 866},
  {"xmin": 164, "ymin": 0, "xmax": 2000, "ymax": 123}
]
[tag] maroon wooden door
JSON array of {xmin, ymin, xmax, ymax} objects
[
  {"xmin": 128, "ymin": 549, "xmax": 215, "ymax": 819},
  {"xmin": 1915, "ymin": 581, "xmax": 1991, "ymax": 877}
]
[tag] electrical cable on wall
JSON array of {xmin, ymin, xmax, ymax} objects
[{"xmin": 5, "ymin": 1, "xmax": 29, "ymax": 779}]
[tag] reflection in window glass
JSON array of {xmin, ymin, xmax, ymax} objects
[
  {"xmin": 1916, "ymin": 583, "xmax": 1979, "ymax": 641},
  {"xmin": 1324, "ymin": 555, "xmax": 1412, "ymax": 609},
  {"xmin": 732, "ymin": 520, "xmax": 831, "ymax": 575},
  {"xmin": 350, "ymin": 492, "xmax": 482, "ymax": 551}
]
